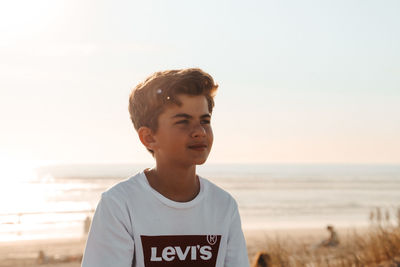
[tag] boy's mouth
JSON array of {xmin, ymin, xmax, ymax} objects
[{"xmin": 188, "ymin": 144, "xmax": 207, "ymax": 151}]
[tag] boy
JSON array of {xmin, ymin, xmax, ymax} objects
[{"xmin": 82, "ymin": 68, "xmax": 249, "ymax": 267}]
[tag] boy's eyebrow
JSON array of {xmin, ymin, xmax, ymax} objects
[
  {"xmin": 171, "ymin": 113, "xmax": 211, "ymax": 119},
  {"xmin": 200, "ymin": 114, "xmax": 212, "ymax": 119}
]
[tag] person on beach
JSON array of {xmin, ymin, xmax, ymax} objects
[
  {"xmin": 320, "ymin": 225, "xmax": 340, "ymax": 247},
  {"xmin": 83, "ymin": 215, "xmax": 91, "ymax": 236},
  {"xmin": 82, "ymin": 68, "xmax": 249, "ymax": 267}
]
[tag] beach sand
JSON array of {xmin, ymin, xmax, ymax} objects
[
  {"xmin": 0, "ymin": 238, "xmax": 85, "ymax": 267},
  {"xmin": 0, "ymin": 227, "xmax": 366, "ymax": 267}
]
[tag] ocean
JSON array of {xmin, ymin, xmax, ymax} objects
[{"xmin": 1, "ymin": 163, "xmax": 399, "ymax": 242}]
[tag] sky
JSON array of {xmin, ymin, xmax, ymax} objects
[{"xmin": 1, "ymin": 0, "xmax": 400, "ymax": 167}]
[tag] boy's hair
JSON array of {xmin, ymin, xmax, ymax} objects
[{"xmin": 129, "ymin": 68, "xmax": 218, "ymax": 133}]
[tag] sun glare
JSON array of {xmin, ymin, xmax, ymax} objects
[
  {"xmin": 0, "ymin": 156, "xmax": 47, "ymax": 215},
  {"xmin": 0, "ymin": 156, "xmax": 38, "ymax": 182}
]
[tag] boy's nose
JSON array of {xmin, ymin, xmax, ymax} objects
[{"xmin": 191, "ymin": 124, "xmax": 206, "ymax": 138}]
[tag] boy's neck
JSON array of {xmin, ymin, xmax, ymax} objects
[{"xmin": 144, "ymin": 163, "xmax": 200, "ymax": 203}]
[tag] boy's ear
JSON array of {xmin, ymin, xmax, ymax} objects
[{"xmin": 138, "ymin": 127, "xmax": 156, "ymax": 151}]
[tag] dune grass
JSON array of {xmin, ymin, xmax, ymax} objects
[{"xmin": 252, "ymin": 209, "xmax": 400, "ymax": 267}]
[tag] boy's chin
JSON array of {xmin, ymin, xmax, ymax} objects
[
  {"xmin": 181, "ymin": 155, "xmax": 206, "ymax": 166},
  {"xmin": 194, "ymin": 156, "xmax": 210, "ymax": 165},
  {"xmin": 195, "ymin": 160, "xmax": 207, "ymax": 166}
]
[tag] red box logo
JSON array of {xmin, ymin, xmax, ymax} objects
[{"xmin": 140, "ymin": 235, "xmax": 221, "ymax": 266}]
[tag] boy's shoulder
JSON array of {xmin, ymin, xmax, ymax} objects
[
  {"xmin": 198, "ymin": 176, "xmax": 239, "ymax": 209},
  {"xmin": 98, "ymin": 171, "xmax": 172, "ymax": 215},
  {"xmin": 100, "ymin": 171, "xmax": 145, "ymax": 201},
  {"xmin": 200, "ymin": 177, "xmax": 234, "ymax": 199}
]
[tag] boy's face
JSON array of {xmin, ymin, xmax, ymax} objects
[{"xmin": 151, "ymin": 94, "xmax": 213, "ymax": 167}]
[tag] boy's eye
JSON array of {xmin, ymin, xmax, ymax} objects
[
  {"xmin": 201, "ymin": 120, "xmax": 211, "ymax": 124},
  {"xmin": 176, "ymin": 120, "xmax": 189, "ymax": 124}
]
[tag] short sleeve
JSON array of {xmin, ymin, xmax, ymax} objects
[
  {"xmin": 82, "ymin": 193, "xmax": 135, "ymax": 267},
  {"xmin": 224, "ymin": 201, "xmax": 250, "ymax": 267}
]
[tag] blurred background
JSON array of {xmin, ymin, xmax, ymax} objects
[{"xmin": 1, "ymin": 0, "xmax": 399, "ymax": 245}]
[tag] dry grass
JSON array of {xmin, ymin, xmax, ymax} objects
[
  {"xmin": 252, "ymin": 226, "xmax": 400, "ymax": 267},
  {"xmin": 252, "ymin": 209, "xmax": 400, "ymax": 267}
]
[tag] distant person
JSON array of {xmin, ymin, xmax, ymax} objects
[
  {"xmin": 397, "ymin": 208, "xmax": 400, "ymax": 227},
  {"xmin": 320, "ymin": 225, "xmax": 340, "ymax": 247},
  {"xmin": 37, "ymin": 250, "xmax": 51, "ymax": 264},
  {"xmin": 82, "ymin": 69, "xmax": 249, "ymax": 266},
  {"xmin": 83, "ymin": 215, "xmax": 91, "ymax": 236}
]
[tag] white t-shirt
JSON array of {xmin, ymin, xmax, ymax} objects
[{"xmin": 82, "ymin": 171, "xmax": 249, "ymax": 267}]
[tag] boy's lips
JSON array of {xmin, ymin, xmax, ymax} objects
[{"xmin": 187, "ymin": 143, "xmax": 208, "ymax": 151}]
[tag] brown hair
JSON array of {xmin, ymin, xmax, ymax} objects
[{"xmin": 128, "ymin": 68, "xmax": 218, "ymax": 133}]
